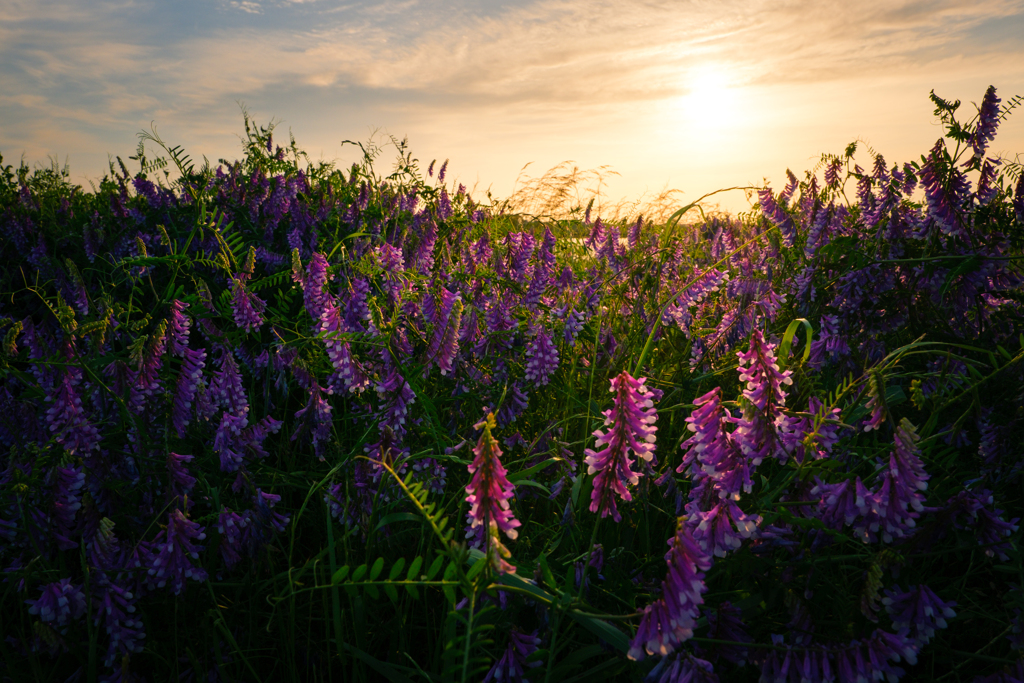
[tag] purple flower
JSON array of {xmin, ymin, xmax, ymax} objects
[
  {"xmin": 805, "ymin": 201, "xmax": 831, "ymax": 259},
  {"xmin": 240, "ymin": 414, "xmax": 283, "ymax": 460},
  {"xmin": 172, "ymin": 347, "xmax": 206, "ymax": 437},
  {"xmin": 584, "ymin": 217, "xmax": 606, "ymax": 252},
  {"xmin": 166, "ymin": 299, "xmax": 192, "ymax": 356},
  {"xmin": 423, "ymin": 286, "xmax": 463, "ymax": 376},
  {"xmin": 882, "ymin": 584, "xmax": 956, "ymax": 645},
  {"xmin": 375, "ymin": 362, "xmax": 416, "ymax": 439},
  {"xmin": 415, "ymin": 218, "xmax": 437, "ymax": 272},
  {"xmin": 971, "ymin": 85, "xmax": 1001, "ymax": 159},
  {"xmin": 45, "ymin": 370, "xmax": 101, "ymax": 455},
  {"xmin": 320, "ymin": 300, "xmax": 370, "ymax": 394},
  {"xmin": 812, "ymin": 476, "xmax": 872, "ymax": 530},
  {"xmin": 216, "ymin": 508, "xmax": 248, "ymax": 570},
  {"xmin": 872, "ymin": 418, "xmax": 929, "ymax": 543},
  {"xmin": 482, "ymin": 629, "xmax": 541, "ymax": 683},
  {"xmin": 688, "ymin": 499, "xmax": 760, "ymax": 559},
  {"xmin": 292, "ymin": 380, "xmax": 333, "ymax": 461},
  {"xmin": 758, "ymin": 186, "xmax": 797, "ymax": 247},
  {"xmin": 505, "ymin": 232, "xmax": 536, "ymax": 284},
  {"xmin": 86, "ymin": 516, "xmax": 122, "ymax": 571},
  {"xmin": 26, "ymin": 578, "xmax": 87, "ymax": 631},
  {"xmin": 677, "ymin": 388, "xmax": 735, "ymax": 482},
  {"xmin": 146, "ymin": 508, "xmax": 208, "ymax": 595},
  {"xmin": 230, "ymin": 276, "xmax": 266, "ymax": 333},
  {"xmin": 302, "ymin": 252, "xmax": 333, "ymax": 323},
  {"xmin": 948, "ymin": 489, "xmax": 1020, "ymax": 561},
  {"xmin": 629, "ymin": 518, "xmax": 712, "ymax": 660},
  {"xmin": 214, "ymin": 412, "xmax": 249, "ymax": 472},
  {"xmin": 465, "ymin": 412, "xmax": 520, "ymax": 570},
  {"xmin": 733, "ymin": 330, "xmax": 792, "ymax": 464},
  {"xmin": 584, "ymin": 371, "xmax": 658, "ymax": 522},
  {"xmin": 494, "ymin": 381, "xmax": 529, "ymax": 428},
  {"xmin": 249, "ymin": 489, "xmax": 290, "ymax": 546},
  {"xmin": 524, "ymin": 325, "xmax": 559, "ymax": 387},
  {"xmin": 166, "ymin": 452, "xmax": 197, "ymax": 495},
  {"xmin": 646, "ymin": 651, "xmax": 718, "ymax": 683},
  {"xmin": 976, "ymin": 160, "xmax": 1000, "ymax": 206},
  {"xmin": 209, "ymin": 350, "xmax": 248, "ymax": 418},
  {"xmin": 808, "ymin": 315, "xmax": 849, "ymax": 369},
  {"xmin": 93, "ymin": 580, "xmax": 146, "ymax": 667},
  {"xmin": 921, "ymin": 140, "xmax": 961, "ymax": 237}
]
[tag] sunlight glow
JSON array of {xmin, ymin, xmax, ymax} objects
[{"xmin": 671, "ymin": 63, "xmax": 744, "ymax": 136}]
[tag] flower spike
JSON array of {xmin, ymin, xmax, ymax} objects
[{"xmin": 585, "ymin": 371, "xmax": 659, "ymax": 522}]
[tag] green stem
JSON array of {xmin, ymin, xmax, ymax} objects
[
  {"xmin": 460, "ymin": 586, "xmax": 477, "ymax": 683},
  {"xmin": 576, "ymin": 516, "xmax": 601, "ymax": 603}
]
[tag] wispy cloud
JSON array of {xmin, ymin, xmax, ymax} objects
[{"xmin": 1, "ymin": 0, "xmax": 1021, "ymax": 210}]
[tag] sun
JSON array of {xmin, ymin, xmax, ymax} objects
[{"xmin": 671, "ymin": 63, "xmax": 743, "ymax": 135}]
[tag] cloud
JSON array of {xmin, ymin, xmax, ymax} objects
[
  {"xmin": 226, "ymin": 0, "xmax": 263, "ymax": 13},
  {"xmin": 1, "ymin": 0, "xmax": 1021, "ymax": 200}
]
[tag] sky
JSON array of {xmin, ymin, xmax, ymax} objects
[{"xmin": 2, "ymin": 0, "xmax": 1024, "ymax": 219}]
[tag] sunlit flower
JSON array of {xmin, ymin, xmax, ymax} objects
[
  {"xmin": 166, "ymin": 299, "xmax": 192, "ymax": 356},
  {"xmin": 230, "ymin": 275, "xmax": 266, "ymax": 333},
  {"xmin": 465, "ymin": 412, "xmax": 520, "ymax": 571},
  {"xmin": 585, "ymin": 371, "xmax": 658, "ymax": 522},
  {"xmin": 971, "ymin": 85, "xmax": 1001, "ymax": 159},
  {"xmin": 423, "ymin": 285, "xmax": 462, "ymax": 376},
  {"xmin": 629, "ymin": 517, "xmax": 711, "ymax": 660},
  {"xmin": 524, "ymin": 325, "xmax": 559, "ymax": 387}
]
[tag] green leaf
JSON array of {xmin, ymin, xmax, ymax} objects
[
  {"xmin": 341, "ymin": 642, "xmax": 417, "ymax": 683},
  {"xmin": 405, "ymin": 584, "xmax": 420, "ymax": 599},
  {"xmin": 389, "ymin": 557, "xmax": 406, "ymax": 581},
  {"xmin": 442, "ymin": 561, "xmax": 458, "ymax": 604},
  {"xmin": 351, "ymin": 564, "xmax": 368, "ymax": 582},
  {"xmin": 539, "ymin": 554, "xmax": 558, "ymax": 591},
  {"xmin": 567, "ymin": 612, "xmax": 631, "ymax": 654},
  {"xmin": 512, "ymin": 479, "xmax": 551, "ymax": 495},
  {"xmin": 369, "ymin": 557, "xmax": 385, "ymax": 581},
  {"xmin": 778, "ymin": 318, "xmax": 813, "ymax": 369},
  {"xmin": 426, "ymin": 555, "xmax": 445, "ymax": 580},
  {"xmin": 384, "ymin": 584, "xmax": 399, "ymax": 602},
  {"xmin": 467, "ymin": 555, "xmax": 487, "ymax": 581},
  {"xmin": 365, "ymin": 584, "xmax": 380, "ymax": 600},
  {"xmin": 332, "ymin": 565, "xmax": 350, "ymax": 584},
  {"xmin": 407, "ymin": 556, "xmax": 423, "ymax": 581},
  {"xmin": 508, "ymin": 457, "xmax": 562, "ymax": 483}
]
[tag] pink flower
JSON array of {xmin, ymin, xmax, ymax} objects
[
  {"xmin": 584, "ymin": 371, "xmax": 658, "ymax": 522},
  {"xmin": 465, "ymin": 413, "xmax": 520, "ymax": 572}
]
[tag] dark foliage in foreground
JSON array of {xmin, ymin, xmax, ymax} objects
[{"xmin": 1, "ymin": 88, "xmax": 1023, "ymax": 683}]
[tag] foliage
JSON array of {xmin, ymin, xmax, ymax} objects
[{"xmin": 0, "ymin": 87, "xmax": 1022, "ymax": 683}]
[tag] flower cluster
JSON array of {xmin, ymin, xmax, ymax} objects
[
  {"xmin": 465, "ymin": 412, "xmax": 520, "ymax": 572},
  {"xmin": 629, "ymin": 518, "xmax": 712, "ymax": 660},
  {"xmin": 584, "ymin": 371, "xmax": 658, "ymax": 522}
]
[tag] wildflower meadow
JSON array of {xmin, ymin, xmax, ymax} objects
[{"xmin": 1, "ymin": 86, "xmax": 1022, "ymax": 683}]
